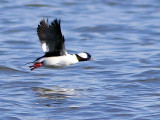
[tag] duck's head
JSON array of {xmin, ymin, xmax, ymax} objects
[{"xmin": 76, "ymin": 52, "xmax": 93, "ymax": 62}]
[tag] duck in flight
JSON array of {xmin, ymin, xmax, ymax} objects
[{"xmin": 28, "ymin": 18, "xmax": 93, "ymax": 71}]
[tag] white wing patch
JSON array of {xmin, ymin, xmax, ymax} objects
[{"xmin": 42, "ymin": 43, "xmax": 49, "ymax": 52}]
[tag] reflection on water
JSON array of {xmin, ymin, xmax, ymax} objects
[{"xmin": 33, "ymin": 87, "xmax": 76, "ymax": 100}]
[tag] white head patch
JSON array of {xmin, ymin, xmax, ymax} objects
[{"xmin": 77, "ymin": 53, "xmax": 88, "ymax": 58}]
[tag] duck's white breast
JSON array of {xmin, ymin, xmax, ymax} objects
[{"xmin": 42, "ymin": 54, "xmax": 79, "ymax": 68}]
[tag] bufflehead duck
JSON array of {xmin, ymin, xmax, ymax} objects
[{"xmin": 28, "ymin": 18, "xmax": 93, "ymax": 71}]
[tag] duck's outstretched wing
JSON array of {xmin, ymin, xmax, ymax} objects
[
  {"xmin": 37, "ymin": 18, "xmax": 49, "ymax": 52},
  {"xmin": 45, "ymin": 19, "xmax": 67, "ymax": 56},
  {"xmin": 37, "ymin": 19, "xmax": 67, "ymax": 56}
]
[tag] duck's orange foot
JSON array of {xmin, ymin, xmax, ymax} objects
[{"xmin": 29, "ymin": 62, "xmax": 43, "ymax": 71}]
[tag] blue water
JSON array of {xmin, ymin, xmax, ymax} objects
[{"xmin": 1, "ymin": 0, "xmax": 160, "ymax": 120}]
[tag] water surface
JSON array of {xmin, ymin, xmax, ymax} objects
[{"xmin": 1, "ymin": 0, "xmax": 160, "ymax": 120}]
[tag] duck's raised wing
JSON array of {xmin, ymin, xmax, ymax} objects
[
  {"xmin": 37, "ymin": 18, "xmax": 49, "ymax": 52},
  {"xmin": 45, "ymin": 19, "xmax": 67, "ymax": 56}
]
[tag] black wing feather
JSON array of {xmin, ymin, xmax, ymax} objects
[
  {"xmin": 46, "ymin": 19, "xmax": 67, "ymax": 56},
  {"xmin": 37, "ymin": 18, "xmax": 49, "ymax": 44}
]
